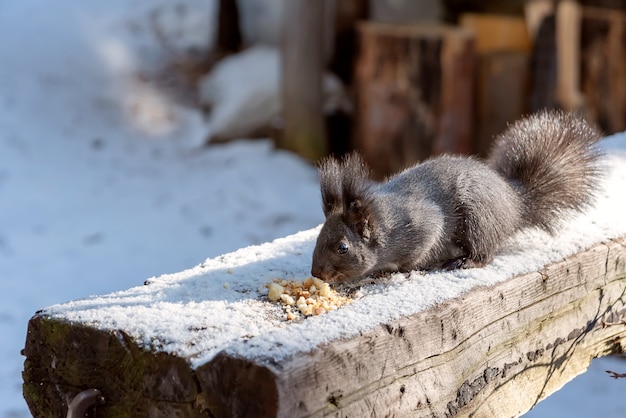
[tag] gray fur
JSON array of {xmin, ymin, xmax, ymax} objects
[
  {"xmin": 488, "ymin": 110, "xmax": 602, "ymax": 232},
  {"xmin": 311, "ymin": 110, "xmax": 603, "ymax": 282}
]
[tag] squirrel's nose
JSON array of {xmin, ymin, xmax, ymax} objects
[{"xmin": 311, "ymin": 265, "xmax": 321, "ymax": 279}]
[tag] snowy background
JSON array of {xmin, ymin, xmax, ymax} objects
[{"xmin": 1, "ymin": 1, "xmax": 624, "ymax": 417}]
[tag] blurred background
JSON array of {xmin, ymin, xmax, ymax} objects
[
  {"xmin": 200, "ymin": 0, "xmax": 626, "ymax": 178},
  {"xmin": 1, "ymin": 0, "xmax": 626, "ymax": 416}
]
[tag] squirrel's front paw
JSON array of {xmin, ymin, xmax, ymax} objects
[{"xmin": 442, "ymin": 256, "xmax": 489, "ymax": 270}]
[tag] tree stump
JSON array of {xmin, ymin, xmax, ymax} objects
[{"xmin": 353, "ymin": 22, "xmax": 475, "ymax": 179}]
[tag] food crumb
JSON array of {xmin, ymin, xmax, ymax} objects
[
  {"xmin": 266, "ymin": 277, "xmax": 352, "ymax": 320},
  {"xmin": 267, "ymin": 283, "xmax": 284, "ymax": 301}
]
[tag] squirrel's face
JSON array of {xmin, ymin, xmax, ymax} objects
[{"xmin": 311, "ymin": 215, "xmax": 377, "ymax": 283}]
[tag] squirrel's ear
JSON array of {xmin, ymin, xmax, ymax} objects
[
  {"xmin": 318, "ymin": 157, "xmax": 343, "ymax": 217},
  {"xmin": 346, "ymin": 198, "xmax": 372, "ymax": 241},
  {"xmin": 341, "ymin": 153, "xmax": 373, "ymax": 241}
]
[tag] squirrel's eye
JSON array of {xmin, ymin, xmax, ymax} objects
[{"xmin": 337, "ymin": 242, "xmax": 349, "ymax": 254}]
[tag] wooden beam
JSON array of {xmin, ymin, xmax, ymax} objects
[{"xmin": 22, "ymin": 236, "xmax": 626, "ymax": 417}]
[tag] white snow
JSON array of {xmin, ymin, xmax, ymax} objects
[
  {"xmin": 198, "ymin": 45, "xmax": 350, "ymax": 144},
  {"xmin": 1, "ymin": 1, "xmax": 625, "ymax": 417}
]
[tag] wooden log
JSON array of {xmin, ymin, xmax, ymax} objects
[
  {"xmin": 21, "ymin": 234, "xmax": 626, "ymax": 417},
  {"xmin": 352, "ymin": 22, "xmax": 475, "ymax": 179}
]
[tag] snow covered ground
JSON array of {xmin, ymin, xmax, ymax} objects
[{"xmin": 1, "ymin": 1, "xmax": 624, "ymax": 417}]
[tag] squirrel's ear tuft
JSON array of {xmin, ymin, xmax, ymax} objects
[
  {"xmin": 341, "ymin": 153, "xmax": 371, "ymax": 205},
  {"xmin": 318, "ymin": 157, "xmax": 343, "ymax": 217},
  {"xmin": 341, "ymin": 154, "xmax": 374, "ymax": 240},
  {"xmin": 342, "ymin": 153, "xmax": 370, "ymax": 182}
]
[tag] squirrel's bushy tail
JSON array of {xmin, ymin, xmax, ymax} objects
[{"xmin": 488, "ymin": 110, "xmax": 603, "ymax": 232}]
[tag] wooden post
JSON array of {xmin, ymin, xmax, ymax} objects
[
  {"xmin": 556, "ymin": 0, "xmax": 585, "ymax": 112},
  {"xmin": 279, "ymin": 0, "xmax": 327, "ymax": 161},
  {"xmin": 353, "ymin": 22, "xmax": 474, "ymax": 179}
]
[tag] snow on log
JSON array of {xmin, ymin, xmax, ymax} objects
[{"xmin": 22, "ymin": 138, "xmax": 626, "ymax": 417}]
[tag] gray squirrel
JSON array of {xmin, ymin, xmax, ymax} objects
[{"xmin": 311, "ymin": 110, "xmax": 603, "ymax": 282}]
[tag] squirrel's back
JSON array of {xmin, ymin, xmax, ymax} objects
[{"xmin": 487, "ymin": 110, "xmax": 603, "ymax": 232}]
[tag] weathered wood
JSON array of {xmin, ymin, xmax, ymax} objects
[
  {"xmin": 23, "ymin": 236, "xmax": 626, "ymax": 417},
  {"xmin": 353, "ymin": 22, "xmax": 475, "ymax": 179},
  {"xmin": 22, "ymin": 319, "xmax": 202, "ymax": 417}
]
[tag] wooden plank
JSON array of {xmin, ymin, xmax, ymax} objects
[{"xmin": 22, "ymin": 236, "xmax": 626, "ymax": 417}]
